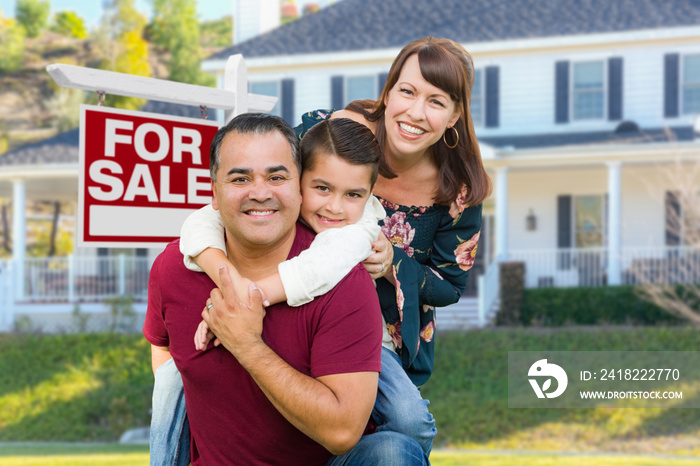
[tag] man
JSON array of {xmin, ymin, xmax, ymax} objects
[{"xmin": 144, "ymin": 114, "xmax": 424, "ymax": 465}]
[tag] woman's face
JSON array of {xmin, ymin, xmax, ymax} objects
[{"xmin": 383, "ymin": 54, "xmax": 460, "ymax": 160}]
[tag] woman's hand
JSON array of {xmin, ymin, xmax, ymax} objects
[{"xmin": 362, "ymin": 232, "xmax": 395, "ymax": 284}]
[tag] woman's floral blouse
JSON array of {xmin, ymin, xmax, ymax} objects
[{"xmin": 296, "ymin": 109, "xmax": 483, "ymax": 387}]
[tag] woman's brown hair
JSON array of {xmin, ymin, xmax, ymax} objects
[{"xmin": 346, "ymin": 36, "xmax": 492, "ymax": 207}]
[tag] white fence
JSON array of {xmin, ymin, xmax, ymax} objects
[
  {"xmin": 506, "ymin": 245, "xmax": 700, "ymax": 289},
  {"xmin": 4, "ymin": 255, "xmax": 152, "ymax": 303}
]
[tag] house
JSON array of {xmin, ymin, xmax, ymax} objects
[
  {"xmin": 201, "ymin": 0, "xmax": 700, "ymax": 326},
  {"xmin": 2, "ymin": 0, "xmax": 700, "ymax": 331}
]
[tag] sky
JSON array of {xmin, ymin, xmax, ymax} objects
[{"xmin": 0, "ymin": 0, "xmax": 335, "ymax": 27}]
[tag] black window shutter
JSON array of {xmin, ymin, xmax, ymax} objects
[
  {"xmin": 557, "ymin": 195, "xmax": 572, "ymax": 270},
  {"xmin": 608, "ymin": 57, "xmax": 623, "ymax": 121},
  {"xmin": 665, "ymin": 191, "xmax": 681, "ymax": 246},
  {"xmin": 555, "ymin": 61, "xmax": 570, "ymax": 124},
  {"xmin": 378, "ymin": 72, "xmax": 389, "ymax": 97},
  {"xmin": 331, "ymin": 76, "xmax": 344, "ymax": 110},
  {"xmin": 281, "ymin": 78, "xmax": 295, "ymax": 126},
  {"xmin": 136, "ymin": 248, "xmax": 148, "ymax": 257},
  {"xmin": 485, "ymin": 66, "xmax": 499, "ymax": 128},
  {"xmin": 664, "ymin": 54, "xmax": 680, "ymax": 118}
]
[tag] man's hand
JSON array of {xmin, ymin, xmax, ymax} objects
[{"xmin": 201, "ymin": 265, "xmax": 266, "ymax": 363}]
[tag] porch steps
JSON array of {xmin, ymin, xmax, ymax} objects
[{"xmin": 436, "ymin": 297, "xmax": 498, "ymax": 331}]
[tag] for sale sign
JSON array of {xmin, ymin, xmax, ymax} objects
[{"xmin": 79, "ymin": 104, "xmax": 221, "ymax": 247}]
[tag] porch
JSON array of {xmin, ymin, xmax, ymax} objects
[
  {"xmin": 2, "ymin": 245, "xmax": 696, "ymax": 332},
  {"xmin": 0, "ymin": 255, "xmax": 152, "ymax": 332}
]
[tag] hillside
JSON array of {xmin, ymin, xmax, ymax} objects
[{"xmin": 0, "ymin": 29, "xmax": 227, "ymax": 155}]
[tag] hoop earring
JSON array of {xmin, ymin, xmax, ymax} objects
[{"xmin": 443, "ymin": 126, "xmax": 459, "ymax": 149}]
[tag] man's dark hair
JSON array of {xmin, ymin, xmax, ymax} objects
[
  {"xmin": 300, "ymin": 118, "xmax": 380, "ymax": 187},
  {"xmin": 209, "ymin": 113, "xmax": 300, "ymax": 181}
]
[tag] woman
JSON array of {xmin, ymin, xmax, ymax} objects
[{"xmin": 299, "ymin": 36, "xmax": 489, "ymax": 386}]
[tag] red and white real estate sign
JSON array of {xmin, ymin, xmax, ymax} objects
[{"xmin": 79, "ymin": 105, "xmax": 221, "ymax": 247}]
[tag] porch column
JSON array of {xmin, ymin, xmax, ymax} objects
[
  {"xmin": 495, "ymin": 167, "xmax": 509, "ymax": 261},
  {"xmin": 607, "ymin": 161, "xmax": 622, "ymax": 285},
  {"xmin": 12, "ymin": 179, "xmax": 26, "ymax": 299}
]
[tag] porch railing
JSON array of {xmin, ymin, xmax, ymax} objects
[
  {"xmin": 17, "ymin": 255, "xmax": 152, "ymax": 303},
  {"xmin": 621, "ymin": 246, "xmax": 700, "ymax": 285},
  {"xmin": 506, "ymin": 246, "xmax": 700, "ymax": 289},
  {"xmin": 507, "ymin": 247, "xmax": 609, "ymax": 288}
]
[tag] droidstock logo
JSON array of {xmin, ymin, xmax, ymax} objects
[{"xmin": 528, "ymin": 359, "xmax": 568, "ymax": 399}]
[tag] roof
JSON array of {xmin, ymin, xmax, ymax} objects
[
  {"xmin": 0, "ymin": 102, "xmax": 202, "ymax": 167},
  {"xmin": 480, "ymin": 125, "xmax": 698, "ymax": 150},
  {"xmin": 208, "ymin": 0, "xmax": 700, "ymax": 60}
]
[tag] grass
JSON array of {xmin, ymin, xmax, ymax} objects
[
  {"xmin": 1, "ymin": 328, "xmax": 700, "ymax": 457},
  {"xmin": 0, "ymin": 444, "xmax": 149, "ymax": 465},
  {"xmin": 0, "ymin": 445, "xmax": 697, "ymax": 465},
  {"xmin": 422, "ymin": 327, "xmax": 700, "ymax": 456}
]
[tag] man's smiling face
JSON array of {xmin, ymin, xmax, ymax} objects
[{"xmin": 211, "ymin": 130, "xmax": 301, "ymax": 253}]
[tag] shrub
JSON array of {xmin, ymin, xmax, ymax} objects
[
  {"xmin": 518, "ymin": 285, "xmax": 685, "ymax": 326},
  {"xmin": 0, "ymin": 14, "xmax": 25, "ymax": 71},
  {"xmin": 51, "ymin": 10, "xmax": 87, "ymax": 39},
  {"xmin": 496, "ymin": 262, "xmax": 525, "ymax": 325},
  {"xmin": 16, "ymin": 0, "xmax": 50, "ymax": 38}
]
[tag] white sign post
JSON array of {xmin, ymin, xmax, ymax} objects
[{"xmin": 47, "ymin": 54, "xmax": 277, "ymax": 247}]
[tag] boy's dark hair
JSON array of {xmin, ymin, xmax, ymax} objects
[{"xmin": 300, "ymin": 118, "xmax": 380, "ymax": 187}]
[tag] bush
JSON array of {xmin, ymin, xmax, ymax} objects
[
  {"xmin": 0, "ymin": 14, "xmax": 25, "ymax": 71},
  {"xmin": 51, "ymin": 10, "xmax": 87, "ymax": 39},
  {"xmin": 16, "ymin": 0, "xmax": 50, "ymax": 38},
  {"xmin": 496, "ymin": 262, "xmax": 525, "ymax": 325},
  {"xmin": 518, "ymin": 285, "xmax": 685, "ymax": 326}
]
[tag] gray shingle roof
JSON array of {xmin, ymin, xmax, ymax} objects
[
  {"xmin": 0, "ymin": 102, "xmax": 202, "ymax": 167},
  {"xmin": 208, "ymin": 0, "xmax": 700, "ymax": 60}
]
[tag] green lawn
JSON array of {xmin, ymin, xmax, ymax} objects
[
  {"xmin": 0, "ymin": 445, "xmax": 697, "ymax": 465},
  {"xmin": 1, "ymin": 328, "xmax": 700, "ymax": 456}
]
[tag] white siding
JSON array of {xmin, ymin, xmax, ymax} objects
[
  {"xmin": 242, "ymin": 32, "xmax": 700, "ymax": 136},
  {"xmin": 502, "ymin": 162, "xmax": 700, "ymax": 253}
]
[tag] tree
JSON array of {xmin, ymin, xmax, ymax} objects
[
  {"xmin": 149, "ymin": 0, "xmax": 214, "ymax": 86},
  {"xmin": 0, "ymin": 9, "xmax": 25, "ymax": 71},
  {"xmin": 50, "ymin": 10, "xmax": 87, "ymax": 39},
  {"xmin": 199, "ymin": 15, "xmax": 232, "ymax": 48},
  {"xmin": 93, "ymin": 0, "xmax": 151, "ymax": 110},
  {"xmin": 634, "ymin": 144, "xmax": 700, "ymax": 326},
  {"xmin": 16, "ymin": 0, "xmax": 50, "ymax": 38}
]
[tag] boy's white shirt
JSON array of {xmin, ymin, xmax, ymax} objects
[{"xmin": 180, "ymin": 196, "xmax": 396, "ymax": 351}]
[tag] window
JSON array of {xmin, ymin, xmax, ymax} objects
[
  {"xmin": 683, "ymin": 54, "xmax": 700, "ymax": 115},
  {"xmin": 249, "ymin": 81, "xmax": 280, "ymax": 117},
  {"xmin": 346, "ymin": 76, "xmax": 376, "ymax": 105},
  {"xmin": 572, "ymin": 61, "xmax": 605, "ymax": 120},
  {"xmin": 573, "ymin": 195, "xmax": 605, "ymax": 247},
  {"xmin": 471, "ymin": 69, "xmax": 483, "ymax": 126}
]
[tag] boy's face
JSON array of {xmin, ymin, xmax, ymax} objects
[{"xmin": 299, "ymin": 152, "xmax": 374, "ymax": 233}]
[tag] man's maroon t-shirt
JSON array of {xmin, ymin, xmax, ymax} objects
[{"xmin": 144, "ymin": 222, "xmax": 382, "ymax": 465}]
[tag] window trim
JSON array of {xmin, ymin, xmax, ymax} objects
[
  {"xmin": 471, "ymin": 68, "xmax": 484, "ymax": 127},
  {"xmin": 681, "ymin": 53, "xmax": 700, "ymax": 116},
  {"xmin": 249, "ymin": 80, "xmax": 281, "ymax": 117},
  {"xmin": 344, "ymin": 74, "xmax": 377, "ymax": 106},
  {"xmin": 570, "ymin": 60, "xmax": 607, "ymax": 122},
  {"xmin": 571, "ymin": 194, "xmax": 606, "ymax": 248}
]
